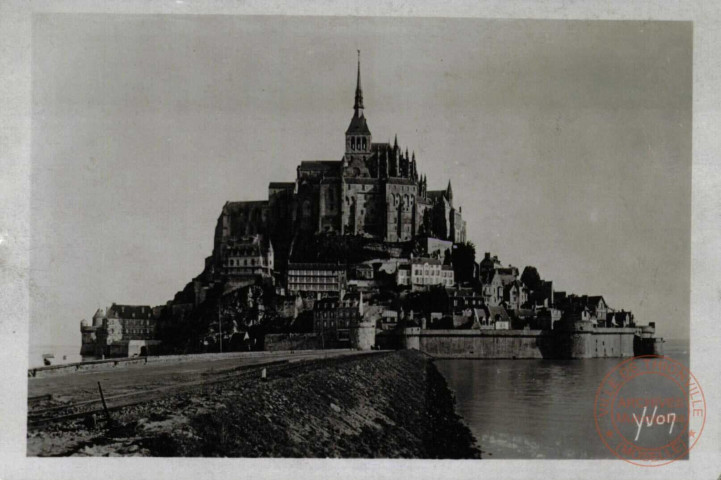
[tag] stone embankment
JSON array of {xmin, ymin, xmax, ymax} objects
[{"xmin": 28, "ymin": 351, "xmax": 480, "ymax": 458}]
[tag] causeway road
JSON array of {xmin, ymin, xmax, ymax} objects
[{"xmin": 28, "ymin": 349, "xmax": 379, "ymax": 406}]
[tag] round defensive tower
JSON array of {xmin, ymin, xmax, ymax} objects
[
  {"xmin": 400, "ymin": 310, "xmax": 421, "ymax": 350},
  {"xmin": 79, "ymin": 318, "xmax": 99, "ymax": 356},
  {"xmin": 350, "ymin": 304, "xmax": 379, "ymax": 350},
  {"xmin": 92, "ymin": 308, "xmax": 106, "ymax": 327},
  {"xmin": 568, "ymin": 320, "xmax": 594, "ymax": 359}
]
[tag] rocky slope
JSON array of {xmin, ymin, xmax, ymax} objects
[{"xmin": 28, "ymin": 351, "xmax": 480, "ymax": 458}]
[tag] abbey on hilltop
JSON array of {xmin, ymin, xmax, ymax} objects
[
  {"xmin": 77, "ymin": 52, "xmax": 663, "ymax": 362},
  {"xmin": 212, "ymin": 52, "xmax": 465, "ymax": 275}
]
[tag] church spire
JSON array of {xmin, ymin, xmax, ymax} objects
[
  {"xmin": 446, "ymin": 180, "xmax": 454, "ymax": 206},
  {"xmin": 345, "ymin": 50, "xmax": 371, "ymax": 141},
  {"xmin": 354, "ymin": 50, "xmax": 364, "ymax": 117}
]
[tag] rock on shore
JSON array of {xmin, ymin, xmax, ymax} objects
[{"xmin": 28, "ymin": 351, "xmax": 480, "ymax": 458}]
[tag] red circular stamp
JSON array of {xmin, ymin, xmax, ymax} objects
[{"xmin": 594, "ymin": 355, "xmax": 705, "ymax": 466}]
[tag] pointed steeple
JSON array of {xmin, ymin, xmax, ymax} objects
[
  {"xmin": 446, "ymin": 180, "xmax": 454, "ymax": 206},
  {"xmin": 354, "ymin": 50, "xmax": 364, "ymax": 116},
  {"xmin": 345, "ymin": 51, "xmax": 371, "ymax": 141},
  {"xmin": 394, "ymin": 134, "xmax": 398, "ymax": 150}
]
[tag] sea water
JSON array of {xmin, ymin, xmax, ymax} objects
[
  {"xmin": 435, "ymin": 339, "xmax": 690, "ymax": 459},
  {"xmin": 28, "ymin": 344, "xmax": 95, "ymax": 368}
]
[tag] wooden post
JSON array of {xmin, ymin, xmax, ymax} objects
[
  {"xmin": 97, "ymin": 381, "xmax": 112, "ymax": 423},
  {"xmin": 261, "ymin": 368, "xmax": 267, "ymax": 382}
]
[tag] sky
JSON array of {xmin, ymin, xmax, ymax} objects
[{"xmin": 30, "ymin": 15, "xmax": 691, "ymax": 346}]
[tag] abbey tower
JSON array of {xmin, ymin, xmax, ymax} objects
[{"xmin": 211, "ymin": 53, "xmax": 466, "ymax": 280}]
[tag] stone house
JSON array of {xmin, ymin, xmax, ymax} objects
[
  {"xmin": 286, "ymin": 262, "xmax": 347, "ymax": 296},
  {"xmin": 606, "ymin": 310, "xmax": 634, "ymax": 328},
  {"xmin": 85, "ymin": 303, "xmax": 161, "ymax": 357},
  {"xmin": 504, "ymin": 280, "xmax": 530, "ymax": 311},
  {"xmin": 409, "ymin": 257, "xmax": 454, "ymax": 289},
  {"xmin": 220, "ymin": 234, "xmax": 274, "ymax": 279},
  {"xmin": 446, "ymin": 287, "xmax": 485, "ymax": 314},
  {"xmin": 313, "ymin": 292, "xmax": 364, "ymax": 344},
  {"xmin": 481, "ymin": 270, "xmax": 505, "ymax": 306},
  {"xmin": 396, "ymin": 263, "xmax": 411, "ymax": 287}
]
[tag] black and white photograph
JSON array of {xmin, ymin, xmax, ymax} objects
[{"xmin": 2, "ymin": 2, "xmax": 720, "ymax": 479}]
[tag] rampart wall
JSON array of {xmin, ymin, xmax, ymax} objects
[{"xmin": 409, "ymin": 328, "xmax": 638, "ymax": 359}]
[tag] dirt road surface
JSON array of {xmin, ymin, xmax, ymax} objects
[{"xmin": 28, "ymin": 349, "xmax": 377, "ymax": 405}]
